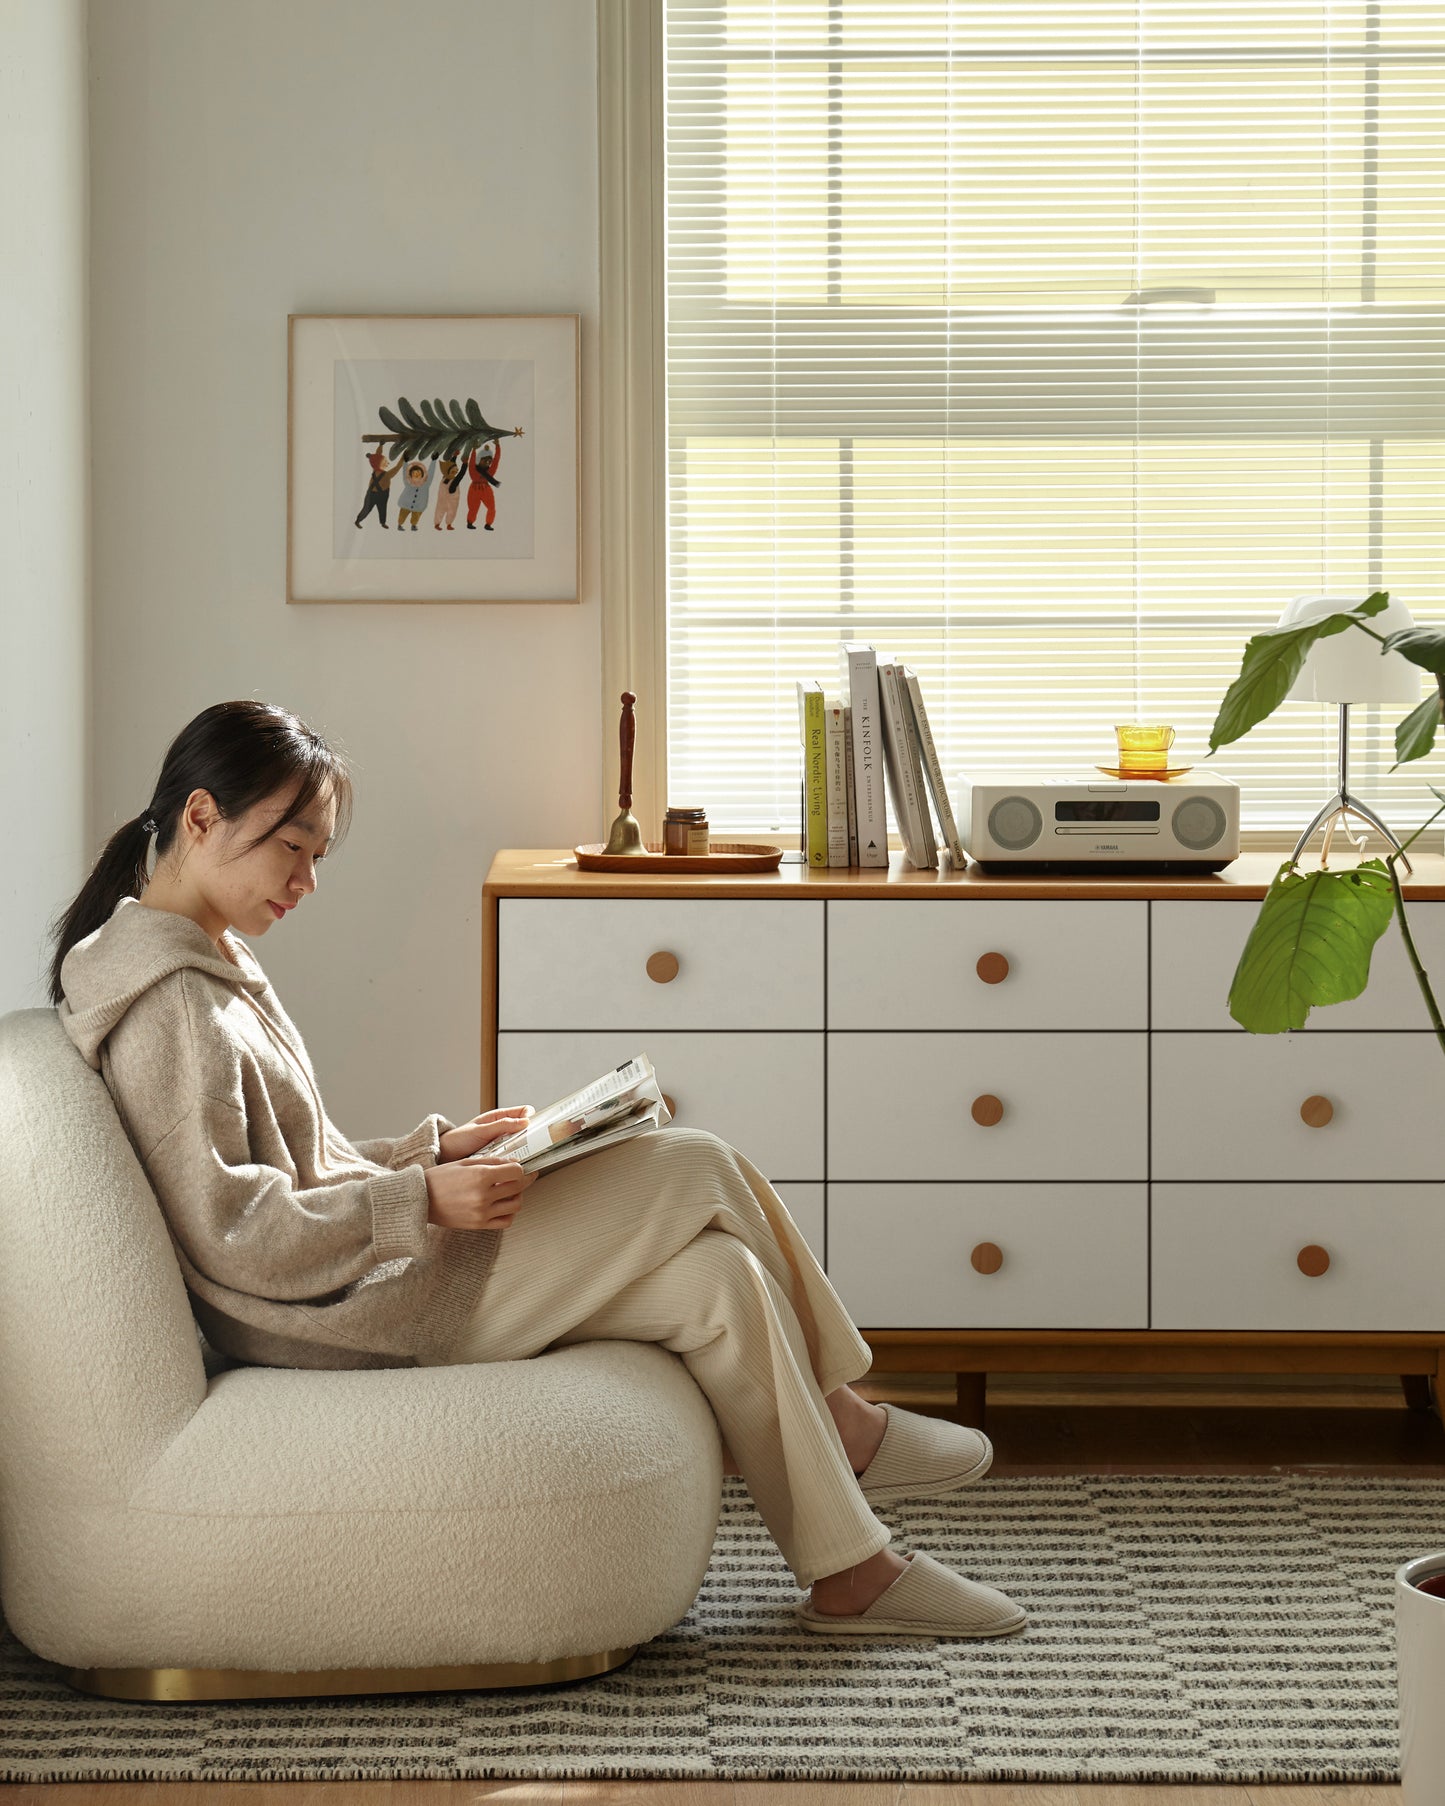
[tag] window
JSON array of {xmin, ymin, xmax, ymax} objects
[{"xmin": 660, "ymin": 1, "xmax": 1445, "ymax": 838}]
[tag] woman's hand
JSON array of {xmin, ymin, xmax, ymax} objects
[
  {"xmin": 438, "ymin": 1105, "xmax": 534, "ymax": 1164},
  {"xmin": 424, "ymin": 1151, "xmax": 538, "ymax": 1231}
]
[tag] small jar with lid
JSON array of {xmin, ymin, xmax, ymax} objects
[{"xmin": 663, "ymin": 805, "xmax": 710, "ymax": 856}]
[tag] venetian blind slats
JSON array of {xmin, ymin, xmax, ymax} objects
[{"xmin": 663, "ymin": 1, "xmax": 1445, "ymax": 836}]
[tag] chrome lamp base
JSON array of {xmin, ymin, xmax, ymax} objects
[{"xmin": 1287, "ymin": 703, "xmax": 1414, "ymax": 874}]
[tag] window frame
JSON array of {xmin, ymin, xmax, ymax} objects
[{"xmin": 599, "ymin": 0, "xmax": 1441, "ymax": 854}]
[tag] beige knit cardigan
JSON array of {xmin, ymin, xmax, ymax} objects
[{"xmin": 59, "ymin": 896, "xmax": 501, "ymax": 1368}]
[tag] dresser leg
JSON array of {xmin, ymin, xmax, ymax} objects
[
  {"xmin": 955, "ymin": 1372, "xmax": 987, "ymax": 1430},
  {"xmin": 1402, "ymin": 1373, "xmax": 1437, "ymax": 1414}
]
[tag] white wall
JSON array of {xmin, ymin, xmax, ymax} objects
[
  {"xmin": 1, "ymin": 0, "xmax": 89, "ymax": 1014},
  {"xmin": 87, "ymin": 0, "xmax": 601, "ymax": 1133}
]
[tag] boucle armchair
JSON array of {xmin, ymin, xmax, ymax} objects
[{"xmin": 0, "ymin": 1008, "xmax": 723, "ymax": 1702}]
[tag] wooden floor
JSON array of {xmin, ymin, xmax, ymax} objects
[{"xmin": 7, "ymin": 1372, "xmax": 1439, "ymax": 1806}]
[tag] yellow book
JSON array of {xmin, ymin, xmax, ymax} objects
[{"xmin": 795, "ymin": 679, "xmax": 829, "ymax": 868}]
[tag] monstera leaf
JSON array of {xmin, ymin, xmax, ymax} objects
[{"xmin": 1227, "ymin": 860, "xmax": 1396, "ymax": 1032}]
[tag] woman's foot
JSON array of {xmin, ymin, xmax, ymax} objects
[
  {"xmin": 826, "ymin": 1383, "xmax": 889, "ymax": 1476},
  {"xmin": 808, "ymin": 1547, "xmax": 913, "ymax": 1614}
]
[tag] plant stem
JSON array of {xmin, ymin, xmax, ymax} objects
[{"xmin": 1386, "ymin": 849, "xmax": 1445, "ymax": 1063}]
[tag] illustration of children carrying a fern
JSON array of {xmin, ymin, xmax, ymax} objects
[{"xmin": 354, "ymin": 396, "xmax": 524, "ymax": 537}]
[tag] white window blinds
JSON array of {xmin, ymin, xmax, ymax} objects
[{"xmin": 662, "ymin": 1, "xmax": 1445, "ymax": 838}]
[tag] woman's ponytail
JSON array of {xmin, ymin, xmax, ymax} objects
[
  {"xmin": 46, "ymin": 700, "xmax": 352, "ymax": 1008},
  {"xmin": 46, "ymin": 813, "xmax": 159, "ymax": 1006}
]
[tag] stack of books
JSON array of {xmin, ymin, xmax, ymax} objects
[{"xmin": 795, "ymin": 644, "xmax": 967, "ymax": 871}]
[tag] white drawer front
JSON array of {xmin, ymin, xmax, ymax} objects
[
  {"xmin": 498, "ymin": 899, "xmax": 824, "ymax": 1030},
  {"xmin": 496, "ymin": 1031, "xmax": 824, "ymax": 1180},
  {"xmin": 1152, "ymin": 1032, "xmax": 1439, "ymax": 1180},
  {"xmin": 827, "ymin": 900, "xmax": 1148, "ymax": 1030},
  {"xmin": 774, "ymin": 1182, "xmax": 825, "ymax": 1273},
  {"xmin": 829, "ymin": 1032, "xmax": 1147, "ymax": 1180},
  {"xmin": 1152, "ymin": 1183, "xmax": 1445, "ymax": 1330},
  {"xmin": 1152, "ymin": 899, "xmax": 1445, "ymax": 1031},
  {"xmin": 828, "ymin": 1183, "xmax": 1148, "ymax": 1328}
]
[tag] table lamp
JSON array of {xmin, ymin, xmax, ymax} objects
[{"xmin": 1278, "ymin": 591, "xmax": 1420, "ymax": 871}]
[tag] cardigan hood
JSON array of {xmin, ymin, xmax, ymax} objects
[{"xmin": 59, "ymin": 895, "xmax": 267, "ymax": 1070}]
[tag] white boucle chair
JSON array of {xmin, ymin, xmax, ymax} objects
[{"xmin": 0, "ymin": 1009, "xmax": 724, "ymax": 1703}]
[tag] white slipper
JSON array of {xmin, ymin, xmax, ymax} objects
[
  {"xmin": 795, "ymin": 1550, "xmax": 1027, "ymax": 1639},
  {"xmin": 854, "ymin": 1403, "xmax": 993, "ymax": 1504}
]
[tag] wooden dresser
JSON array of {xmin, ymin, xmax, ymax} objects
[{"xmin": 483, "ymin": 848, "xmax": 1445, "ymax": 1426}]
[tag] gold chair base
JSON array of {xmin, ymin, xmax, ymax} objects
[{"xmin": 59, "ymin": 1643, "xmax": 641, "ymax": 1702}]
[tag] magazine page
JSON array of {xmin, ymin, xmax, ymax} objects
[
  {"xmin": 482, "ymin": 1054, "xmax": 666, "ymax": 1169},
  {"xmin": 516, "ymin": 1096, "xmax": 672, "ymax": 1177}
]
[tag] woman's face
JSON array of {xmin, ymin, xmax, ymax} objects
[{"xmin": 155, "ymin": 783, "xmax": 336, "ymax": 944}]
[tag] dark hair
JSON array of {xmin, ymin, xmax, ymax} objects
[{"xmin": 47, "ymin": 700, "xmax": 353, "ymax": 1007}]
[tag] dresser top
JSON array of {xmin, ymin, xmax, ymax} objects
[{"xmin": 486, "ymin": 848, "xmax": 1445, "ymax": 901}]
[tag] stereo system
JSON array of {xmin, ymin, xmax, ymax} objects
[{"xmin": 956, "ymin": 771, "xmax": 1241, "ymax": 872}]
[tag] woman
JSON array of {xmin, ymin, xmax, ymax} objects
[{"xmin": 48, "ymin": 700, "xmax": 1026, "ymax": 1641}]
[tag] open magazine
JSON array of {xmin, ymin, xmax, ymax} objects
[{"xmin": 481, "ymin": 1053, "xmax": 672, "ymax": 1176}]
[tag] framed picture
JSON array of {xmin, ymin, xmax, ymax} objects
[{"xmin": 287, "ymin": 313, "xmax": 579, "ymax": 604}]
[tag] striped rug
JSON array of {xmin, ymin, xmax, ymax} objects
[{"xmin": 1, "ymin": 1472, "xmax": 1438, "ymax": 1784}]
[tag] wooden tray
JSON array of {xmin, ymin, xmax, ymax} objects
[{"xmin": 573, "ymin": 841, "xmax": 785, "ymax": 873}]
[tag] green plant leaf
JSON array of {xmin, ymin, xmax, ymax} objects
[
  {"xmin": 1383, "ymin": 627, "xmax": 1445, "ymax": 675},
  {"xmin": 1392, "ymin": 691, "xmax": 1444, "ymax": 768},
  {"xmin": 397, "ymin": 397, "xmax": 424, "ymax": 429},
  {"xmin": 378, "ymin": 405, "xmax": 404, "ymax": 433},
  {"xmin": 1228, "ymin": 859, "xmax": 1396, "ymax": 1032},
  {"xmin": 1208, "ymin": 592, "xmax": 1390, "ymax": 753},
  {"xmin": 419, "ymin": 400, "xmax": 442, "ymax": 428},
  {"xmin": 465, "ymin": 397, "xmax": 484, "ymax": 427},
  {"xmin": 448, "ymin": 399, "xmax": 469, "ymax": 429}
]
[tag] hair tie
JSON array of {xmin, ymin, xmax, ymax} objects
[{"xmin": 140, "ymin": 814, "xmax": 158, "ymax": 834}]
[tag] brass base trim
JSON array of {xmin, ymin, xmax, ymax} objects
[{"xmin": 59, "ymin": 1644, "xmax": 641, "ymax": 1702}]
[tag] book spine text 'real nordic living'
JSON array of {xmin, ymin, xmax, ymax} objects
[
  {"xmin": 796, "ymin": 679, "xmax": 829, "ymax": 868},
  {"xmin": 839, "ymin": 643, "xmax": 889, "ymax": 866}
]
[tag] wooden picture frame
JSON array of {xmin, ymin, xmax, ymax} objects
[{"xmin": 287, "ymin": 313, "xmax": 579, "ymax": 604}]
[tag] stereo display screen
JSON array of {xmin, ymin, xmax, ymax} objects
[{"xmin": 1054, "ymin": 800, "xmax": 1162, "ymax": 822}]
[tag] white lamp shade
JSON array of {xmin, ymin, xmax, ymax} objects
[{"xmin": 1278, "ymin": 592, "xmax": 1422, "ymax": 704}]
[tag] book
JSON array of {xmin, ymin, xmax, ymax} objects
[
  {"xmin": 824, "ymin": 701, "xmax": 850, "ymax": 866},
  {"xmin": 843, "ymin": 703, "xmax": 860, "ymax": 866},
  {"xmin": 901, "ymin": 665, "xmax": 968, "ymax": 870},
  {"xmin": 895, "ymin": 661, "xmax": 937, "ymax": 866},
  {"xmin": 796, "ymin": 679, "xmax": 829, "ymax": 868},
  {"xmin": 483, "ymin": 1054, "xmax": 672, "ymax": 1177},
  {"xmin": 876, "ymin": 658, "xmax": 936, "ymax": 868},
  {"xmin": 839, "ymin": 642, "xmax": 889, "ymax": 866}
]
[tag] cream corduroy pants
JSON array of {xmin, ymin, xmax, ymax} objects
[{"xmin": 443, "ymin": 1124, "xmax": 893, "ymax": 1589}]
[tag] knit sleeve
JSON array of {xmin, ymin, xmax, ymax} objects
[
  {"xmin": 142, "ymin": 1095, "xmax": 431, "ymax": 1300},
  {"xmin": 349, "ymin": 1112, "xmax": 456, "ymax": 1171}
]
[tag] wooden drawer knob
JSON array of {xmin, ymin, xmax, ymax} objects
[
  {"xmin": 1297, "ymin": 1244, "xmax": 1331, "ymax": 1278},
  {"xmin": 1300, "ymin": 1094, "xmax": 1334, "ymax": 1128},
  {"xmin": 971, "ymin": 1093, "xmax": 1004, "ymax": 1127},
  {"xmin": 976, "ymin": 951, "xmax": 1010, "ymax": 985},
  {"xmin": 662, "ymin": 1093, "xmax": 677, "ymax": 1118},
  {"xmin": 971, "ymin": 1241, "xmax": 1004, "ymax": 1274},
  {"xmin": 646, "ymin": 951, "xmax": 680, "ymax": 984}
]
